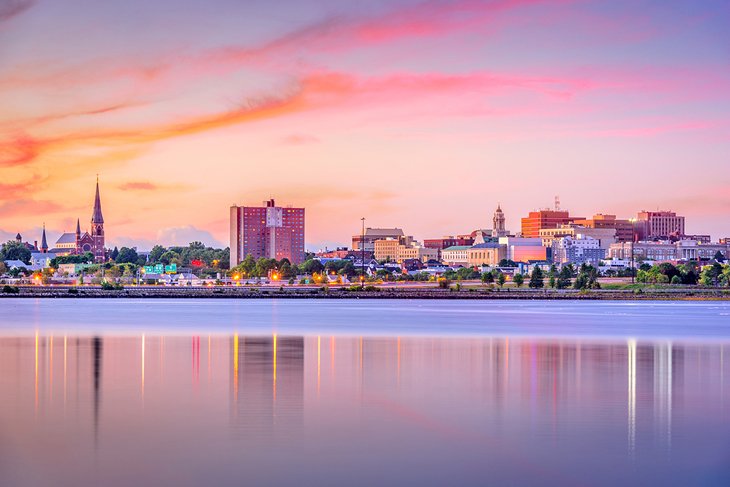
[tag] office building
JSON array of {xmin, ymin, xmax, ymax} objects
[
  {"xmin": 229, "ymin": 199, "xmax": 305, "ymax": 267},
  {"xmin": 521, "ymin": 210, "xmax": 575, "ymax": 238},
  {"xmin": 636, "ymin": 210, "xmax": 685, "ymax": 240}
]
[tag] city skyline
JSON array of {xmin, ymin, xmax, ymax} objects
[{"xmin": 2, "ymin": 0, "xmax": 729, "ymax": 249}]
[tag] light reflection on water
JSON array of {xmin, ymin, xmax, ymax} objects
[
  {"xmin": 1, "ymin": 299, "xmax": 730, "ymax": 486},
  {"xmin": 0, "ymin": 333, "xmax": 729, "ymax": 486}
]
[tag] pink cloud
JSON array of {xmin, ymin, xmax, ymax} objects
[{"xmin": 281, "ymin": 133, "xmax": 321, "ymax": 145}]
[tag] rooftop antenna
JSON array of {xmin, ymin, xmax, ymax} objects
[{"xmin": 554, "ymin": 195, "xmax": 561, "ymax": 211}]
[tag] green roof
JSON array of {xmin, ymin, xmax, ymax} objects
[{"xmin": 443, "ymin": 246, "xmax": 471, "ymax": 251}]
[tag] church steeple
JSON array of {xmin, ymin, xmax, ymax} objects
[
  {"xmin": 92, "ymin": 177, "xmax": 104, "ymax": 224},
  {"xmin": 41, "ymin": 223, "xmax": 48, "ymax": 253},
  {"xmin": 90, "ymin": 177, "xmax": 106, "ymax": 263},
  {"xmin": 76, "ymin": 218, "xmax": 81, "ymax": 236}
]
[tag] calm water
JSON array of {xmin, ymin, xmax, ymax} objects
[{"xmin": 0, "ymin": 299, "xmax": 729, "ymax": 486}]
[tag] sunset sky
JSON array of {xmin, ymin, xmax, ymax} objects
[{"xmin": 1, "ymin": 0, "xmax": 729, "ymax": 250}]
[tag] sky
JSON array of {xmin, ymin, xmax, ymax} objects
[{"xmin": 1, "ymin": 0, "xmax": 729, "ymax": 250}]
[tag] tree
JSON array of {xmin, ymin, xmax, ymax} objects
[
  {"xmin": 656, "ymin": 262, "xmax": 680, "ymax": 282},
  {"xmin": 700, "ymin": 263, "xmax": 724, "ymax": 287},
  {"xmin": 0, "ymin": 262, "xmax": 7, "ymax": 276},
  {"xmin": 670, "ymin": 275, "xmax": 682, "ymax": 285},
  {"xmin": 714, "ymin": 251, "xmax": 726, "ymax": 263},
  {"xmin": 116, "ymin": 247, "xmax": 139, "ymax": 264},
  {"xmin": 573, "ymin": 273, "xmax": 589, "ymax": 289},
  {"xmin": 496, "ymin": 272, "xmax": 506, "ymax": 288},
  {"xmin": 574, "ymin": 268, "xmax": 601, "ymax": 289},
  {"xmin": 498, "ymin": 259, "xmax": 518, "ymax": 267},
  {"xmin": 160, "ymin": 250, "xmax": 180, "ymax": 265},
  {"xmin": 149, "ymin": 245, "xmax": 166, "ymax": 263},
  {"xmin": 299, "ymin": 259, "xmax": 324, "ymax": 275},
  {"xmin": 556, "ymin": 267, "xmax": 572, "ymax": 289},
  {"xmin": 528, "ymin": 267, "xmax": 544, "ymax": 288},
  {"xmin": 481, "ymin": 271, "xmax": 494, "ymax": 284},
  {"xmin": 110, "ymin": 246, "xmax": 120, "ymax": 261},
  {"xmin": 549, "ymin": 275, "xmax": 556, "ymax": 288},
  {"xmin": 456, "ymin": 267, "xmax": 477, "ymax": 280},
  {"xmin": 513, "ymin": 273, "xmax": 524, "ymax": 287},
  {"xmin": 0, "ymin": 240, "xmax": 31, "ymax": 264}
]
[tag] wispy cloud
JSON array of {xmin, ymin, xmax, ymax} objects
[
  {"xmin": 117, "ymin": 180, "xmax": 188, "ymax": 192},
  {"xmin": 0, "ymin": 0, "xmax": 34, "ymax": 23},
  {"xmin": 0, "ymin": 199, "xmax": 64, "ymax": 218},
  {"xmin": 281, "ymin": 133, "xmax": 320, "ymax": 145}
]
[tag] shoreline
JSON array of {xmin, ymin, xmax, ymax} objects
[{"xmin": 2, "ymin": 286, "xmax": 729, "ymax": 300}]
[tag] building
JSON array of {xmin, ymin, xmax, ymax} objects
[
  {"xmin": 424, "ymin": 236, "xmax": 474, "ymax": 259},
  {"xmin": 572, "ymin": 214, "xmax": 634, "ymax": 242},
  {"xmin": 441, "ymin": 246, "xmax": 470, "ymax": 267},
  {"xmin": 551, "ymin": 236, "xmax": 605, "ymax": 266},
  {"xmin": 50, "ymin": 179, "xmax": 106, "ymax": 263},
  {"xmin": 609, "ymin": 241, "xmax": 729, "ymax": 262},
  {"xmin": 539, "ymin": 225, "xmax": 616, "ymax": 252},
  {"xmin": 491, "ymin": 204, "xmax": 509, "ymax": 237},
  {"xmin": 636, "ymin": 210, "xmax": 685, "ymax": 240},
  {"xmin": 373, "ymin": 236, "xmax": 438, "ymax": 263},
  {"xmin": 11, "ymin": 233, "xmax": 39, "ymax": 252},
  {"xmin": 424, "ymin": 236, "xmax": 475, "ymax": 251},
  {"xmin": 520, "ymin": 210, "xmax": 574, "ymax": 238},
  {"xmin": 352, "ymin": 228, "xmax": 404, "ymax": 252},
  {"xmin": 466, "ymin": 243, "xmax": 506, "ymax": 267},
  {"xmin": 316, "ymin": 248, "xmax": 350, "ymax": 259},
  {"xmin": 229, "ymin": 199, "xmax": 305, "ymax": 267},
  {"xmin": 498, "ymin": 237, "xmax": 547, "ymax": 262},
  {"xmin": 30, "ymin": 252, "xmax": 52, "ymax": 269}
]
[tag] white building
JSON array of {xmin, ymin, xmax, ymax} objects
[
  {"xmin": 551, "ymin": 236, "xmax": 605, "ymax": 265},
  {"xmin": 441, "ymin": 246, "xmax": 470, "ymax": 267}
]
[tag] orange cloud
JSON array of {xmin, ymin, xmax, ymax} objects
[
  {"xmin": 0, "ymin": 199, "xmax": 64, "ymax": 218},
  {"xmin": 0, "ymin": 134, "xmax": 41, "ymax": 167},
  {"xmin": 0, "ymin": 89, "xmax": 305, "ymax": 167},
  {"xmin": 0, "ymin": 68, "xmax": 605, "ymax": 169},
  {"xmin": 0, "ymin": 175, "xmax": 42, "ymax": 199}
]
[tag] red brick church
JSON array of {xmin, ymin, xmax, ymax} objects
[{"xmin": 51, "ymin": 179, "xmax": 106, "ymax": 262}]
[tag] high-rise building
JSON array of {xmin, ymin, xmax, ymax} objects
[
  {"xmin": 229, "ymin": 199, "xmax": 305, "ymax": 267},
  {"xmin": 520, "ymin": 210, "xmax": 573, "ymax": 238},
  {"xmin": 636, "ymin": 210, "xmax": 685, "ymax": 240}
]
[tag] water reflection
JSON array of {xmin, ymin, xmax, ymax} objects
[{"xmin": 0, "ymin": 335, "xmax": 728, "ymax": 486}]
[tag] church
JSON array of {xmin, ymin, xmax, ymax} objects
[{"xmin": 49, "ymin": 179, "xmax": 107, "ymax": 263}]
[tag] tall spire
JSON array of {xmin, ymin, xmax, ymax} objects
[
  {"xmin": 41, "ymin": 223, "xmax": 48, "ymax": 252},
  {"xmin": 76, "ymin": 218, "xmax": 81, "ymax": 236},
  {"xmin": 91, "ymin": 177, "xmax": 104, "ymax": 224}
]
